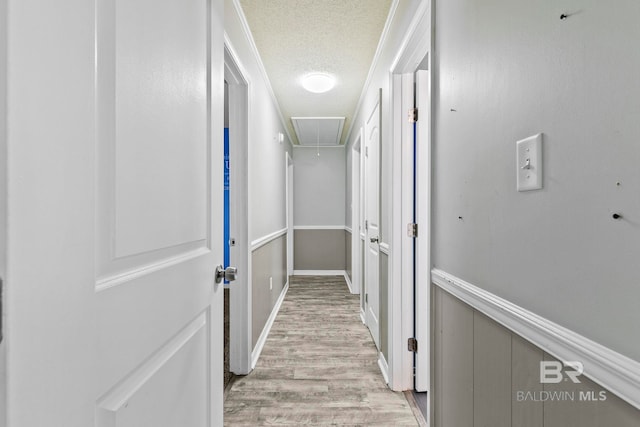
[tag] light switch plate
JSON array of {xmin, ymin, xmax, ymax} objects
[{"xmin": 517, "ymin": 133, "xmax": 543, "ymax": 191}]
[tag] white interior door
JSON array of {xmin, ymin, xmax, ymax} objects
[
  {"xmin": 414, "ymin": 69, "xmax": 431, "ymax": 392},
  {"xmin": 365, "ymin": 94, "xmax": 382, "ymax": 349},
  {"xmin": 4, "ymin": 0, "xmax": 225, "ymax": 425}
]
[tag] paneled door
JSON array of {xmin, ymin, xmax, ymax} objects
[
  {"xmin": 4, "ymin": 0, "xmax": 225, "ymax": 426},
  {"xmin": 365, "ymin": 92, "xmax": 382, "ymax": 349}
]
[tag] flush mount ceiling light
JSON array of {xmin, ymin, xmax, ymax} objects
[{"xmin": 301, "ymin": 73, "xmax": 336, "ymax": 93}]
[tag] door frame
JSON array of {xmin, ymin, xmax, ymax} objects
[
  {"xmin": 364, "ymin": 92, "xmax": 382, "ymax": 350},
  {"xmin": 285, "ymin": 151, "xmax": 294, "ymax": 278},
  {"xmin": 387, "ymin": 0, "xmax": 432, "ymax": 394},
  {"xmin": 0, "ymin": 0, "xmax": 6, "ymax": 421},
  {"xmin": 350, "ymin": 131, "xmax": 362, "ymax": 295},
  {"xmin": 224, "ymin": 37, "xmax": 252, "ymax": 375}
]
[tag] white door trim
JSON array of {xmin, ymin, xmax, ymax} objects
[
  {"xmin": 359, "ymin": 130, "xmax": 367, "ymax": 320},
  {"xmin": 364, "ymin": 92, "xmax": 382, "ymax": 350},
  {"xmin": 224, "ymin": 37, "xmax": 252, "ymax": 376},
  {"xmin": 1, "ymin": 0, "xmax": 7, "ymax": 419},
  {"xmin": 387, "ymin": 0, "xmax": 432, "ymax": 394},
  {"xmin": 286, "ymin": 152, "xmax": 294, "ymax": 277},
  {"xmin": 351, "ymin": 133, "xmax": 362, "ymax": 295}
]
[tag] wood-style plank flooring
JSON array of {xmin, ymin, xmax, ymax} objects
[{"xmin": 224, "ymin": 275, "xmax": 418, "ymax": 426}]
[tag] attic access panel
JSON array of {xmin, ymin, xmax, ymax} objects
[{"xmin": 291, "ymin": 117, "xmax": 346, "ymax": 146}]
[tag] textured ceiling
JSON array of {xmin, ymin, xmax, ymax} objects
[{"xmin": 239, "ymin": 0, "xmax": 393, "ymax": 145}]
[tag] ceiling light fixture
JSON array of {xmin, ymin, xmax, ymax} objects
[{"xmin": 301, "ymin": 73, "xmax": 336, "ymax": 93}]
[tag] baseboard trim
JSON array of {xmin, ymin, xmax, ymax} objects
[
  {"xmin": 343, "ymin": 272, "xmax": 354, "ymax": 294},
  {"xmin": 293, "ymin": 225, "xmax": 348, "ymax": 230},
  {"xmin": 378, "ymin": 352, "xmax": 390, "ymax": 385},
  {"xmin": 360, "ymin": 309, "xmax": 366, "ymax": 325},
  {"xmin": 432, "ymin": 268, "xmax": 640, "ymax": 411},
  {"xmin": 293, "ymin": 270, "xmax": 346, "ymax": 276},
  {"xmin": 251, "ymin": 281, "xmax": 289, "ymax": 369}
]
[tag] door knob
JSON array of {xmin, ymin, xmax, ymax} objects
[
  {"xmin": 215, "ymin": 265, "xmax": 238, "ymax": 284},
  {"xmin": 370, "ymin": 236, "xmax": 379, "ymax": 243}
]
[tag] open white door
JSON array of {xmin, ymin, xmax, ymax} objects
[
  {"xmin": 4, "ymin": 0, "xmax": 225, "ymax": 425},
  {"xmin": 365, "ymin": 93, "xmax": 382, "ymax": 349},
  {"xmin": 414, "ymin": 69, "xmax": 431, "ymax": 392}
]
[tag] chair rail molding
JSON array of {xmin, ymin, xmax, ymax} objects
[{"xmin": 432, "ymin": 268, "xmax": 640, "ymax": 411}]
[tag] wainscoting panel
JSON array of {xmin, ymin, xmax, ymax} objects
[
  {"xmin": 433, "ymin": 285, "xmax": 640, "ymax": 427},
  {"xmin": 294, "ymin": 229, "xmax": 346, "ymax": 271},
  {"xmin": 434, "ymin": 288, "xmax": 474, "ymax": 427},
  {"xmin": 511, "ymin": 334, "xmax": 544, "ymax": 427},
  {"xmin": 252, "ymin": 234, "xmax": 287, "ymax": 348},
  {"xmin": 474, "ymin": 311, "xmax": 512, "ymax": 427},
  {"xmin": 542, "ymin": 352, "xmax": 640, "ymax": 427}
]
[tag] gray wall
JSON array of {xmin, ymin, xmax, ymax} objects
[
  {"xmin": 293, "ymin": 147, "xmax": 347, "ymax": 271},
  {"xmin": 433, "ymin": 0, "xmax": 640, "ymax": 361},
  {"xmin": 294, "ymin": 229, "xmax": 346, "ymax": 271},
  {"xmin": 293, "ymin": 147, "xmax": 345, "ymax": 227},
  {"xmin": 251, "ymin": 235, "xmax": 287, "ymax": 348},
  {"xmin": 433, "ymin": 286, "xmax": 640, "ymax": 427}
]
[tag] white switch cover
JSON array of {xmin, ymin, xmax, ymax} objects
[{"xmin": 517, "ymin": 133, "xmax": 543, "ymax": 191}]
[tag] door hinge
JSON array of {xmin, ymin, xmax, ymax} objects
[
  {"xmin": 407, "ymin": 223, "xmax": 418, "ymax": 238},
  {"xmin": 408, "ymin": 108, "xmax": 418, "ymax": 123},
  {"xmin": 365, "ymin": 146, "xmax": 369, "ymax": 157},
  {"xmin": 408, "ymin": 337, "xmax": 418, "ymax": 353},
  {"xmin": 365, "ymin": 219, "xmax": 369, "ymax": 231},
  {"xmin": 365, "ymin": 293, "xmax": 368, "ymax": 303},
  {"xmin": 229, "ymin": 237, "xmax": 236, "ymax": 247}
]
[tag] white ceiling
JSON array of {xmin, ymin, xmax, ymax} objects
[{"xmin": 238, "ymin": 0, "xmax": 393, "ymax": 145}]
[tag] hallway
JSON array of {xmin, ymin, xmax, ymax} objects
[{"xmin": 224, "ymin": 276, "xmax": 419, "ymax": 426}]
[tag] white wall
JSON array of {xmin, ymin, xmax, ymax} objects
[
  {"xmin": 433, "ymin": 0, "xmax": 640, "ymax": 362},
  {"xmin": 225, "ymin": 0, "xmax": 292, "ymax": 241},
  {"xmin": 293, "ymin": 147, "xmax": 346, "ymax": 226}
]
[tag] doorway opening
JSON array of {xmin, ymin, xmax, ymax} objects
[
  {"xmin": 224, "ymin": 42, "xmax": 252, "ymax": 383},
  {"xmin": 387, "ymin": 0, "xmax": 431, "ymax": 414}
]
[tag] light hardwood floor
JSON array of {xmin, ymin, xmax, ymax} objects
[{"xmin": 224, "ymin": 275, "xmax": 419, "ymax": 426}]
